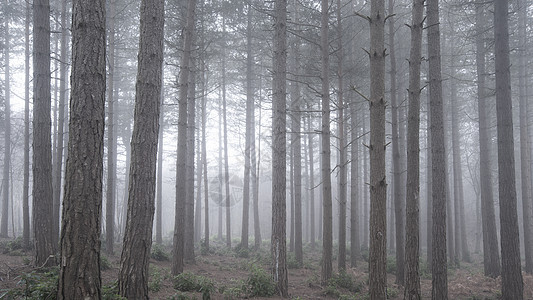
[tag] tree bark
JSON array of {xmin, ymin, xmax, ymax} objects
[
  {"xmin": 23, "ymin": 0, "xmax": 31, "ymax": 249},
  {"xmin": 368, "ymin": 1, "xmax": 387, "ymax": 298},
  {"xmin": 1, "ymin": 0, "xmax": 11, "ymax": 238},
  {"xmin": 307, "ymin": 105, "xmax": 316, "ymax": 251},
  {"xmin": 427, "ymin": 0, "xmax": 448, "ymax": 297},
  {"xmin": 320, "ymin": 0, "xmax": 333, "ymax": 285},
  {"xmin": 57, "ymin": 0, "xmax": 106, "ymax": 297},
  {"xmin": 494, "ymin": 0, "xmax": 524, "ymax": 297},
  {"xmin": 185, "ymin": 58, "xmax": 196, "ymax": 262},
  {"xmin": 404, "ymin": 0, "xmax": 424, "ymax": 297},
  {"xmin": 33, "ymin": 0, "xmax": 56, "ymax": 267},
  {"xmin": 156, "ymin": 101, "xmax": 164, "ymax": 245},
  {"xmin": 350, "ymin": 101, "xmax": 359, "ymax": 267},
  {"xmin": 271, "ymin": 0, "xmax": 288, "ymax": 295},
  {"xmin": 172, "ymin": 0, "xmax": 196, "ymax": 276}
]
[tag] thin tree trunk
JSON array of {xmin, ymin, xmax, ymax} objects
[
  {"xmin": 185, "ymin": 59, "xmax": 196, "ymax": 262},
  {"xmin": 253, "ymin": 93, "xmax": 262, "ymax": 250},
  {"xmin": 57, "ymin": 0, "xmax": 106, "ymax": 296},
  {"xmin": 404, "ymin": 0, "xmax": 424, "ymax": 297},
  {"xmin": 218, "ymin": 89, "xmax": 223, "ymax": 241},
  {"xmin": 427, "ymin": 0, "xmax": 448, "ymax": 297},
  {"xmin": 494, "ymin": 0, "xmax": 524, "ymax": 297},
  {"xmin": 105, "ymin": 0, "xmax": 117, "ymax": 255},
  {"xmin": 518, "ymin": 0, "xmax": 533, "ymax": 275},
  {"xmin": 172, "ymin": 0, "xmax": 196, "ymax": 276},
  {"xmin": 350, "ymin": 102, "xmax": 360, "ymax": 267},
  {"xmin": 1, "ymin": 0, "xmax": 11, "ymax": 238},
  {"xmin": 202, "ymin": 54, "xmax": 209, "ymax": 251},
  {"xmin": 156, "ymin": 100, "xmax": 164, "ymax": 245},
  {"xmin": 271, "ymin": 0, "xmax": 288, "ymax": 295},
  {"xmin": 222, "ymin": 16, "xmax": 231, "ymax": 249},
  {"xmin": 22, "ymin": 0, "xmax": 30, "ymax": 249},
  {"xmin": 426, "ymin": 93, "xmax": 433, "ymax": 273},
  {"xmin": 307, "ymin": 107, "xmax": 316, "ymax": 251}
]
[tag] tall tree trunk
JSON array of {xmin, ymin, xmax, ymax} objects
[
  {"xmin": 271, "ymin": 0, "xmax": 288, "ymax": 295},
  {"xmin": 387, "ymin": 0, "xmax": 404, "ymax": 285},
  {"xmin": 320, "ymin": 0, "xmax": 333, "ymax": 285},
  {"xmin": 194, "ymin": 115, "xmax": 202, "ymax": 245},
  {"xmin": 363, "ymin": 118, "xmax": 369, "ymax": 250},
  {"xmin": 218, "ymin": 90, "xmax": 223, "ymax": 241},
  {"xmin": 57, "ymin": 0, "xmax": 106, "ymax": 296},
  {"xmin": 172, "ymin": 0, "xmax": 196, "ymax": 276},
  {"xmin": 1, "ymin": 0, "xmax": 11, "ymax": 238},
  {"xmin": 426, "ymin": 93, "xmax": 433, "ymax": 273},
  {"xmin": 156, "ymin": 101, "xmax": 164, "ymax": 245},
  {"xmin": 105, "ymin": 0, "xmax": 117, "ymax": 255},
  {"xmin": 350, "ymin": 103, "xmax": 359, "ymax": 267},
  {"xmin": 241, "ymin": 1, "xmax": 254, "ymax": 250},
  {"xmin": 336, "ymin": 0, "xmax": 347, "ymax": 271},
  {"xmin": 404, "ymin": 0, "xmax": 424, "ymax": 297},
  {"xmin": 33, "ymin": 0, "xmax": 56, "ymax": 267},
  {"xmin": 118, "ymin": 0, "xmax": 164, "ymax": 297},
  {"xmin": 518, "ymin": 0, "xmax": 533, "ymax": 275},
  {"xmin": 494, "ymin": 0, "xmax": 524, "ymax": 297},
  {"xmin": 185, "ymin": 59, "xmax": 196, "ymax": 262},
  {"xmin": 222, "ymin": 16, "xmax": 232, "ymax": 249},
  {"xmin": 253, "ymin": 94, "xmax": 262, "ymax": 250},
  {"xmin": 428, "ymin": 0, "xmax": 448, "ymax": 297},
  {"xmin": 202, "ymin": 55, "xmax": 209, "ymax": 251},
  {"xmin": 23, "ymin": 0, "xmax": 31, "ymax": 249},
  {"xmin": 307, "ymin": 107, "xmax": 316, "ymax": 251},
  {"xmin": 368, "ymin": 0, "xmax": 387, "ymax": 298}
]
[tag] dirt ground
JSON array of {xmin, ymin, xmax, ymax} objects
[{"xmin": 1, "ymin": 238, "xmax": 533, "ymax": 299}]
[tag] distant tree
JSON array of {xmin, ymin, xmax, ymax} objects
[
  {"xmin": 427, "ymin": 0, "xmax": 448, "ymax": 297},
  {"xmin": 404, "ymin": 0, "xmax": 424, "ymax": 298},
  {"xmin": 271, "ymin": 0, "xmax": 288, "ymax": 295},
  {"xmin": 307, "ymin": 105, "xmax": 316, "ymax": 251},
  {"xmin": 57, "ymin": 0, "xmax": 106, "ymax": 297},
  {"xmin": 118, "ymin": 0, "xmax": 164, "ymax": 296},
  {"xmin": 494, "ymin": 0, "xmax": 524, "ymax": 297},
  {"xmin": 105, "ymin": 0, "xmax": 117, "ymax": 255},
  {"xmin": 33, "ymin": 0, "xmax": 56, "ymax": 267},
  {"xmin": 350, "ymin": 104, "xmax": 359, "ymax": 267},
  {"xmin": 22, "ymin": 0, "xmax": 30, "ymax": 249},
  {"xmin": 368, "ymin": 0, "xmax": 387, "ymax": 298},
  {"xmin": 1, "ymin": 0, "xmax": 11, "ymax": 239}
]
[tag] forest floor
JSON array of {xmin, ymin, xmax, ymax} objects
[{"xmin": 1, "ymin": 237, "xmax": 533, "ymax": 299}]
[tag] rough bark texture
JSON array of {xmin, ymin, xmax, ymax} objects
[
  {"xmin": 105, "ymin": 0, "xmax": 116, "ymax": 255},
  {"xmin": 350, "ymin": 103, "xmax": 359, "ymax": 267},
  {"xmin": 271, "ymin": 0, "xmax": 288, "ymax": 296},
  {"xmin": 185, "ymin": 63, "xmax": 196, "ymax": 262},
  {"xmin": 23, "ymin": 0, "xmax": 30, "ymax": 248},
  {"xmin": 426, "ymin": 94, "xmax": 433, "ymax": 273},
  {"xmin": 494, "ymin": 0, "xmax": 524, "ymax": 298},
  {"xmin": 428, "ymin": 0, "xmax": 448, "ymax": 298},
  {"xmin": 57, "ymin": 0, "xmax": 106, "ymax": 297},
  {"xmin": 518, "ymin": 0, "xmax": 533, "ymax": 275},
  {"xmin": 368, "ymin": 1, "xmax": 387, "ymax": 298},
  {"xmin": 118, "ymin": 0, "xmax": 164, "ymax": 297},
  {"xmin": 156, "ymin": 104, "xmax": 164, "ymax": 245},
  {"xmin": 320, "ymin": 0, "xmax": 333, "ymax": 285},
  {"xmin": 307, "ymin": 106, "xmax": 316, "ymax": 251},
  {"xmin": 33, "ymin": 0, "xmax": 56, "ymax": 267},
  {"xmin": 172, "ymin": 0, "xmax": 196, "ymax": 276},
  {"xmin": 404, "ymin": 0, "xmax": 423, "ymax": 297}
]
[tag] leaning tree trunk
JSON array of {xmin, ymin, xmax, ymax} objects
[
  {"xmin": 33, "ymin": 0, "xmax": 56, "ymax": 267},
  {"xmin": 271, "ymin": 0, "xmax": 288, "ymax": 296},
  {"xmin": 57, "ymin": 0, "xmax": 106, "ymax": 297},
  {"xmin": 404, "ymin": 0, "xmax": 424, "ymax": 298},
  {"xmin": 494, "ymin": 0, "xmax": 524, "ymax": 297},
  {"xmin": 368, "ymin": 0, "xmax": 387, "ymax": 298},
  {"xmin": 118, "ymin": 0, "xmax": 164, "ymax": 297}
]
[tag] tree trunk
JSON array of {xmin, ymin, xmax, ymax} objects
[
  {"xmin": 1, "ymin": 0, "xmax": 11, "ymax": 238},
  {"xmin": 320, "ymin": 0, "xmax": 333, "ymax": 285},
  {"xmin": 336, "ymin": 0, "xmax": 347, "ymax": 272},
  {"xmin": 253, "ymin": 95, "xmax": 262, "ymax": 250},
  {"xmin": 426, "ymin": 93, "xmax": 433, "ymax": 273},
  {"xmin": 33, "ymin": 0, "xmax": 56, "ymax": 267},
  {"xmin": 271, "ymin": 0, "xmax": 288, "ymax": 296},
  {"xmin": 23, "ymin": 0, "xmax": 30, "ymax": 249},
  {"xmin": 387, "ymin": 0, "xmax": 404, "ymax": 285},
  {"xmin": 118, "ymin": 0, "xmax": 164, "ymax": 297},
  {"xmin": 494, "ymin": 0, "xmax": 524, "ymax": 297},
  {"xmin": 427, "ymin": 0, "xmax": 448, "ymax": 297},
  {"xmin": 185, "ymin": 59, "xmax": 196, "ymax": 262},
  {"xmin": 156, "ymin": 101, "xmax": 163, "ymax": 245},
  {"xmin": 202, "ymin": 54, "xmax": 209, "ymax": 251},
  {"xmin": 172, "ymin": 0, "xmax": 196, "ymax": 276},
  {"xmin": 350, "ymin": 102, "xmax": 360, "ymax": 267},
  {"xmin": 307, "ymin": 106, "xmax": 316, "ymax": 251},
  {"xmin": 57, "ymin": 0, "xmax": 106, "ymax": 297},
  {"xmin": 368, "ymin": 1, "xmax": 387, "ymax": 298},
  {"xmin": 404, "ymin": 0, "xmax": 424, "ymax": 297},
  {"xmin": 518, "ymin": 0, "xmax": 533, "ymax": 275},
  {"xmin": 105, "ymin": 0, "xmax": 117, "ymax": 255}
]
